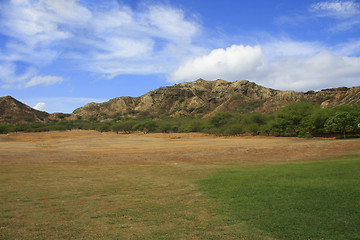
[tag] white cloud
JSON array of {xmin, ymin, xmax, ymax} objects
[
  {"xmin": 0, "ymin": 60, "xmax": 63, "ymax": 89},
  {"xmin": 25, "ymin": 75, "xmax": 63, "ymax": 88},
  {"xmin": 169, "ymin": 42, "xmax": 360, "ymax": 91},
  {"xmin": 0, "ymin": 63, "xmax": 37, "ymax": 89},
  {"xmin": 263, "ymin": 40, "xmax": 324, "ymax": 58},
  {"xmin": 259, "ymin": 51, "xmax": 360, "ymax": 90},
  {"xmin": 309, "ymin": 1, "xmax": 360, "ymax": 31},
  {"xmin": 1, "ymin": 0, "xmax": 358, "ymax": 93},
  {"xmin": 310, "ymin": 1, "xmax": 360, "ymax": 18},
  {"xmin": 332, "ymin": 39, "xmax": 360, "ymax": 56},
  {"xmin": 75, "ymin": 3, "xmax": 202, "ymax": 77},
  {"xmin": 33, "ymin": 102, "xmax": 46, "ymax": 111},
  {"xmin": 169, "ymin": 45, "xmax": 265, "ymax": 82},
  {"xmin": 0, "ymin": 0, "xmax": 202, "ymax": 83},
  {"xmin": 145, "ymin": 5, "xmax": 199, "ymax": 43}
]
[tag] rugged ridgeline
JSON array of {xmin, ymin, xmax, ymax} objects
[
  {"xmin": 73, "ymin": 79, "xmax": 360, "ymax": 119},
  {"xmin": 0, "ymin": 96, "xmax": 49, "ymax": 124},
  {"xmin": 1, "ymin": 79, "xmax": 360, "ymax": 124}
]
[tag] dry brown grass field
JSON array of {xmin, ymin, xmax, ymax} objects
[{"xmin": 1, "ymin": 130, "xmax": 360, "ymax": 239}]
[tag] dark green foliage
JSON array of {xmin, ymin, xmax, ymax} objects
[
  {"xmin": 111, "ymin": 112, "xmax": 122, "ymax": 121},
  {"xmin": 158, "ymin": 122, "xmax": 174, "ymax": 133},
  {"xmin": 98, "ymin": 122, "xmax": 111, "ymax": 132},
  {"xmin": 325, "ymin": 111, "xmax": 358, "ymax": 138},
  {"xmin": 112, "ymin": 120, "xmax": 136, "ymax": 134},
  {"xmin": 88, "ymin": 116, "xmax": 98, "ymax": 122},
  {"xmin": 0, "ymin": 124, "xmax": 8, "ymax": 134},
  {"xmin": 209, "ymin": 112, "xmax": 233, "ymax": 128},
  {"xmin": 222, "ymin": 123, "xmax": 244, "ymax": 136},
  {"xmin": 268, "ymin": 102, "xmax": 318, "ymax": 136},
  {"xmin": 127, "ymin": 109, "xmax": 140, "ymax": 115},
  {"xmin": 1, "ymin": 102, "xmax": 359, "ymax": 137},
  {"xmin": 57, "ymin": 113, "xmax": 66, "ymax": 119},
  {"xmin": 25, "ymin": 117, "xmax": 35, "ymax": 122},
  {"xmin": 134, "ymin": 120, "xmax": 158, "ymax": 134},
  {"xmin": 99, "ymin": 112, "xmax": 109, "ymax": 120}
]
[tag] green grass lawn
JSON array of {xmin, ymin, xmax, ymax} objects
[{"xmin": 198, "ymin": 155, "xmax": 360, "ymax": 240}]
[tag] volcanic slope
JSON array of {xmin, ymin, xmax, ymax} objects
[
  {"xmin": 72, "ymin": 79, "xmax": 360, "ymax": 119},
  {"xmin": 0, "ymin": 96, "xmax": 49, "ymax": 124}
]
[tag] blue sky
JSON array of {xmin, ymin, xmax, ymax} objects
[{"xmin": 0, "ymin": 0, "xmax": 359, "ymax": 113}]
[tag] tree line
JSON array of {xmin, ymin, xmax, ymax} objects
[{"xmin": 1, "ymin": 102, "xmax": 359, "ymax": 138}]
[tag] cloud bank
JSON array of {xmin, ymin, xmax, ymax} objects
[{"xmin": 169, "ymin": 42, "xmax": 360, "ymax": 91}]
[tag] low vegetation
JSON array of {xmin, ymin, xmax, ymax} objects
[
  {"xmin": 1, "ymin": 102, "xmax": 359, "ymax": 138},
  {"xmin": 198, "ymin": 155, "xmax": 360, "ymax": 240}
]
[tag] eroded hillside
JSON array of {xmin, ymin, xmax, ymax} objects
[{"xmin": 72, "ymin": 79, "xmax": 360, "ymax": 119}]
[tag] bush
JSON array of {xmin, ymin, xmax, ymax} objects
[
  {"xmin": 0, "ymin": 124, "xmax": 9, "ymax": 134},
  {"xmin": 222, "ymin": 123, "xmax": 244, "ymax": 136},
  {"xmin": 209, "ymin": 112, "xmax": 233, "ymax": 128}
]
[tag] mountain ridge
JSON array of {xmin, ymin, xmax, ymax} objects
[
  {"xmin": 72, "ymin": 79, "xmax": 360, "ymax": 119},
  {"xmin": 1, "ymin": 79, "xmax": 359, "ymax": 124}
]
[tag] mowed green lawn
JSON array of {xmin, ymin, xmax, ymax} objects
[
  {"xmin": 1, "ymin": 155, "xmax": 360, "ymax": 239},
  {"xmin": 198, "ymin": 155, "xmax": 360, "ymax": 240}
]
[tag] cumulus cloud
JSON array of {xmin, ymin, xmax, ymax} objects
[
  {"xmin": 33, "ymin": 102, "xmax": 46, "ymax": 111},
  {"xmin": 169, "ymin": 42, "xmax": 360, "ymax": 91},
  {"xmin": 169, "ymin": 45, "xmax": 265, "ymax": 82},
  {"xmin": 260, "ymin": 51, "xmax": 360, "ymax": 90}
]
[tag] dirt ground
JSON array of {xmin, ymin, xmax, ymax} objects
[{"xmin": 1, "ymin": 130, "xmax": 359, "ymax": 164}]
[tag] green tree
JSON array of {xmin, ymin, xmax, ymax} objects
[
  {"xmin": 135, "ymin": 120, "xmax": 158, "ymax": 134},
  {"xmin": 98, "ymin": 123, "xmax": 111, "ymax": 132},
  {"xmin": 159, "ymin": 122, "xmax": 173, "ymax": 133},
  {"xmin": 325, "ymin": 112, "xmax": 357, "ymax": 138},
  {"xmin": 269, "ymin": 102, "xmax": 317, "ymax": 136},
  {"xmin": 112, "ymin": 120, "xmax": 136, "ymax": 134}
]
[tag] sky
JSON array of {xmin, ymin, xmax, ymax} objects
[{"xmin": 0, "ymin": 0, "xmax": 359, "ymax": 113}]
